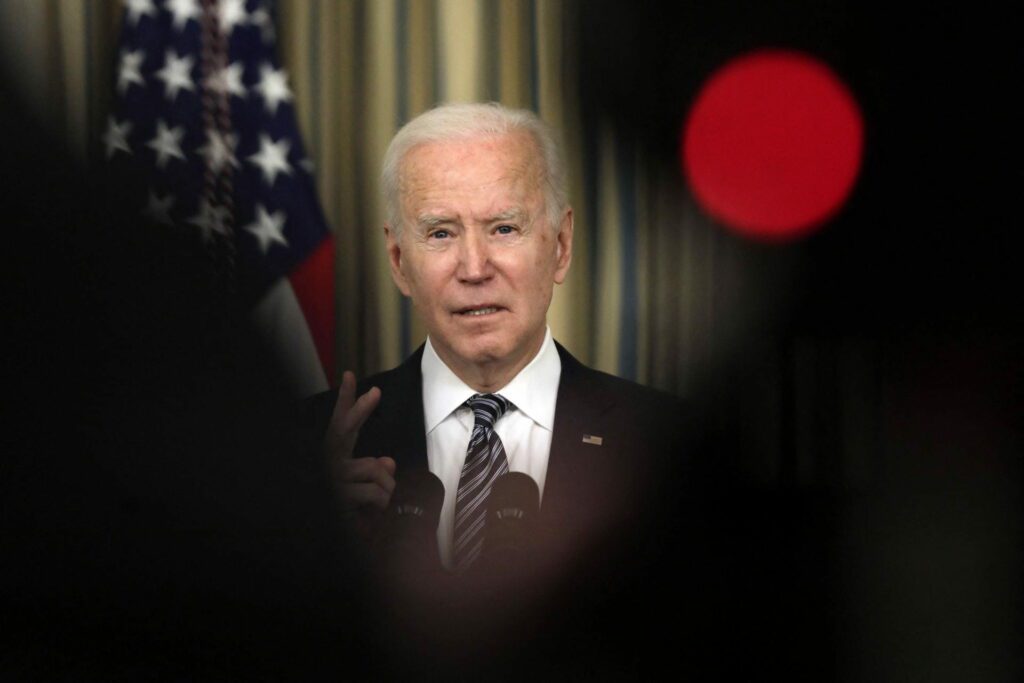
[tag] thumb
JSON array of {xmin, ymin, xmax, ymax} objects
[{"xmin": 377, "ymin": 456, "xmax": 397, "ymax": 476}]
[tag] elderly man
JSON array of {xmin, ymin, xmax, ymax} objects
[{"xmin": 315, "ymin": 102, "xmax": 683, "ymax": 573}]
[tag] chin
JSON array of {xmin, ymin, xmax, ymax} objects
[
  {"xmin": 456, "ymin": 341, "xmax": 511, "ymax": 366},
  {"xmin": 443, "ymin": 331, "xmax": 517, "ymax": 364}
]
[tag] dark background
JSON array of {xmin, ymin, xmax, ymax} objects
[
  {"xmin": 2, "ymin": 1, "xmax": 1021, "ymax": 680},
  {"xmin": 576, "ymin": 1, "xmax": 1021, "ymax": 680}
]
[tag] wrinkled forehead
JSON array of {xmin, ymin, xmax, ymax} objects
[{"xmin": 398, "ymin": 130, "xmax": 545, "ymax": 195}]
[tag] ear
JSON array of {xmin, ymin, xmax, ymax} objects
[
  {"xmin": 553, "ymin": 208, "xmax": 574, "ymax": 285},
  {"xmin": 384, "ymin": 225, "xmax": 412, "ymax": 297}
]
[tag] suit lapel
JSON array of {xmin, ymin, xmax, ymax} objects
[
  {"xmin": 353, "ymin": 345, "xmax": 429, "ymax": 472},
  {"xmin": 542, "ymin": 343, "xmax": 618, "ymax": 527}
]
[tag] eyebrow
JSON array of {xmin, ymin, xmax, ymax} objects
[
  {"xmin": 488, "ymin": 209, "xmax": 526, "ymax": 223},
  {"xmin": 415, "ymin": 208, "xmax": 528, "ymax": 228},
  {"xmin": 416, "ymin": 214, "xmax": 454, "ymax": 228}
]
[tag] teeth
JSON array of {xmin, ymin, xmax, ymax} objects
[{"xmin": 463, "ymin": 307, "xmax": 498, "ymax": 316}]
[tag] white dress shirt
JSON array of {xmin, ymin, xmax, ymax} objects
[{"xmin": 421, "ymin": 328, "xmax": 561, "ymax": 568}]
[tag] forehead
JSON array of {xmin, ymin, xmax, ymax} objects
[{"xmin": 398, "ymin": 131, "xmax": 544, "ymax": 214}]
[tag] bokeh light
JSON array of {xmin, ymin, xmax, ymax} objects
[{"xmin": 682, "ymin": 49, "xmax": 864, "ymax": 241}]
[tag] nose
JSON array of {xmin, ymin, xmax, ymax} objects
[{"xmin": 456, "ymin": 230, "xmax": 493, "ymax": 283}]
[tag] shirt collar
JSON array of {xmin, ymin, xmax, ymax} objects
[{"xmin": 421, "ymin": 327, "xmax": 561, "ymax": 433}]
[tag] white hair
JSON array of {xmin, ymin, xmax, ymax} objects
[{"xmin": 381, "ymin": 102, "xmax": 568, "ymax": 237}]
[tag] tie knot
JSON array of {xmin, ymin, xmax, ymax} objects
[{"xmin": 466, "ymin": 393, "xmax": 513, "ymax": 430}]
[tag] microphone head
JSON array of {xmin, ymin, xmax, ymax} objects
[
  {"xmin": 376, "ymin": 469, "xmax": 444, "ymax": 573},
  {"xmin": 388, "ymin": 468, "xmax": 445, "ymax": 529},
  {"xmin": 488, "ymin": 472, "xmax": 540, "ymax": 521},
  {"xmin": 482, "ymin": 473, "xmax": 540, "ymax": 567}
]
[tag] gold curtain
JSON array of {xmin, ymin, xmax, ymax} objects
[
  {"xmin": 17, "ymin": 0, "xmax": 620, "ymax": 379},
  {"xmin": 272, "ymin": 0, "xmax": 747, "ymax": 397},
  {"xmin": 1, "ymin": 0, "xmax": 892, "ymax": 488},
  {"xmin": 274, "ymin": 0, "xmax": 602, "ymax": 377}
]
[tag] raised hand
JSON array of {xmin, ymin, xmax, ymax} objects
[{"xmin": 324, "ymin": 371, "xmax": 396, "ymax": 531}]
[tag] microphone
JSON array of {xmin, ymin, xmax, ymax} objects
[
  {"xmin": 480, "ymin": 472, "xmax": 540, "ymax": 571},
  {"xmin": 374, "ymin": 469, "xmax": 444, "ymax": 575}
]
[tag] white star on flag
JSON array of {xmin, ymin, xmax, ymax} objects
[
  {"xmin": 166, "ymin": 0, "xmax": 201, "ymax": 31},
  {"xmin": 155, "ymin": 49, "xmax": 196, "ymax": 102},
  {"xmin": 146, "ymin": 119, "xmax": 186, "ymax": 168},
  {"xmin": 197, "ymin": 129, "xmax": 240, "ymax": 173},
  {"xmin": 122, "ymin": 0, "xmax": 156, "ymax": 26},
  {"xmin": 108, "ymin": 0, "xmax": 336, "ymax": 397},
  {"xmin": 254, "ymin": 63, "xmax": 293, "ymax": 115},
  {"xmin": 217, "ymin": 0, "xmax": 248, "ymax": 36},
  {"xmin": 245, "ymin": 204, "xmax": 289, "ymax": 254},
  {"xmin": 204, "ymin": 62, "xmax": 246, "ymax": 98},
  {"xmin": 117, "ymin": 49, "xmax": 146, "ymax": 94},
  {"xmin": 249, "ymin": 7, "xmax": 276, "ymax": 43},
  {"xmin": 142, "ymin": 190, "xmax": 175, "ymax": 226},
  {"xmin": 188, "ymin": 199, "xmax": 231, "ymax": 243},
  {"xmin": 248, "ymin": 133, "xmax": 292, "ymax": 186},
  {"xmin": 103, "ymin": 117, "xmax": 133, "ymax": 159}
]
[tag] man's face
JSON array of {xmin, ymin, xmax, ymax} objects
[{"xmin": 386, "ymin": 130, "xmax": 573, "ymax": 379}]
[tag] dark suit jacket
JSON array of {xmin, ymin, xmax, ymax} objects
[{"xmin": 308, "ymin": 341, "xmax": 688, "ymax": 560}]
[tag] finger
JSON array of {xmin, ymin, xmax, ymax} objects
[
  {"xmin": 331, "ymin": 370, "xmax": 356, "ymax": 423},
  {"xmin": 377, "ymin": 456, "xmax": 397, "ymax": 477},
  {"xmin": 335, "ymin": 458, "xmax": 396, "ymax": 495},
  {"xmin": 339, "ymin": 482, "xmax": 392, "ymax": 511},
  {"xmin": 341, "ymin": 385, "xmax": 381, "ymax": 436},
  {"xmin": 376, "ymin": 458, "xmax": 396, "ymax": 494},
  {"xmin": 325, "ymin": 373, "xmax": 381, "ymax": 459},
  {"xmin": 325, "ymin": 371, "xmax": 356, "ymax": 453},
  {"xmin": 328, "ymin": 387, "xmax": 381, "ymax": 459}
]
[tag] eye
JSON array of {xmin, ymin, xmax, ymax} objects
[
  {"xmin": 429, "ymin": 229, "xmax": 450, "ymax": 240},
  {"xmin": 495, "ymin": 224, "xmax": 516, "ymax": 235}
]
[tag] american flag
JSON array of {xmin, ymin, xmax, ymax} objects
[{"xmin": 105, "ymin": 0, "xmax": 334, "ymax": 395}]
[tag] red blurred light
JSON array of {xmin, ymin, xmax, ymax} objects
[{"xmin": 682, "ymin": 49, "xmax": 864, "ymax": 241}]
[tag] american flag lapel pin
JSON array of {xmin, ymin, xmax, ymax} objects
[{"xmin": 582, "ymin": 434, "xmax": 603, "ymax": 446}]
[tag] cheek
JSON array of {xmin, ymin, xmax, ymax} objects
[
  {"xmin": 519, "ymin": 256, "xmax": 556, "ymax": 311},
  {"xmin": 405, "ymin": 257, "xmax": 452, "ymax": 307}
]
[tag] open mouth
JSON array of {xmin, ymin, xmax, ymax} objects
[{"xmin": 456, "ymin": 306, "xmax": 503, "ymax": 317}]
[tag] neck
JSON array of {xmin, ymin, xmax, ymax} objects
[{"xmin": 435, "ymin": 332, "xmax": 546, "ymax": 394}]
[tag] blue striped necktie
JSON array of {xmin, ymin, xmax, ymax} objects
[{"xmin": 453, "ymin": 393, "xmax": 514, "ymax": 572}]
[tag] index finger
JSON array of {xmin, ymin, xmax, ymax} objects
[{"xmin": 325, "ymin": 370, "xmax": 381, "ymax": 459}]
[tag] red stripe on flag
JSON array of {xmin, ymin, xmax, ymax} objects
[{"xmin": 289, "ymin": 237, "xmax": 335, "ymax": 384}]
